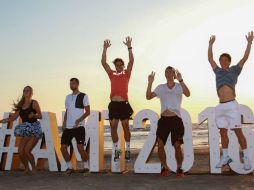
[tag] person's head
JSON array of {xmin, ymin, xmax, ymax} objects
[
  {"xmin": 22, "ymin": 86, "xmax": 33, "ymax": 99},
  {"xmin": 219, "ymin": 53, "xmax": 231, "ymax": 69},
  {"xmin": 70, "ymin": 78, "xmax": 79, "ymax": 91},
  {"xmin": 13, "ymin": 86, "xmax": 33, "ymax": 111},
  {"xmin": 165, "ymin": 66, "xmax": 176, "ymax": 81},
  {"xmin": 113, "ymin": 58, "xmax": 125, "ymax": 72}
]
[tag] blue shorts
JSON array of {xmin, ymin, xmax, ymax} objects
[{"xmin": 14, "ymin": 121, "xmax": 43, "ymax": 139}]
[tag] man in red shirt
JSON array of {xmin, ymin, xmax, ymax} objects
[{"xmin": 101, "ymin": 37, "xmax": 134, "ymax": 162}]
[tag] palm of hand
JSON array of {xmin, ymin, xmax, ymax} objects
[
  {"xmin": 123, "ymin": 36, "xmax": 132, "ymax": 48},
  {"xmin": 246, "ymin": 32, "xmax": 254, "ymax": 43}
]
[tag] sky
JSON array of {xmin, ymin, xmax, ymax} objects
[{"xmin": 1, "ymin": 0, "xmax": 254, "ymax": 123}]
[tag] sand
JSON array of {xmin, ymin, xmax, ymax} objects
[{"xmin": 0, "ymin": 149, "xmax": 254, "ymax": 190}]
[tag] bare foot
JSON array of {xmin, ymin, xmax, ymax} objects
[
  {"xmin": 32, "ymin": 168, "xmax": 37, "ymax": 174},
  {"xmin": 24, "ymin": 169, "xmax": 30, "ymax": 175}
]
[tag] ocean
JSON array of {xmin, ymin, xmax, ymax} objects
[{"xmin": 102, "ymin": 123, "xmax": 209, "ymax": 150}]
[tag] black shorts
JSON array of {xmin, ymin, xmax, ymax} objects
[
  {"xmin": 156, "ymin": 116, "xmax": 184, "ymax": 146},
  {"xmin": 61, "ymin": 126, "xmax": 85, "ymax": 146},
  {"xmin": 108, "ymin": 101, "xmax": 133, "ymax": 120}
]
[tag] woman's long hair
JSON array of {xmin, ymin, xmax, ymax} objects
[{"xmin": 12, "ymin": 86, "xmax": 33, "ymax": 111}]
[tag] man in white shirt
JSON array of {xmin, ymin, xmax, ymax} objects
[
  {"xmin": 60, "ymin": 78, "xmax": 90, "ymax": 174},
  {"xmin": 146, "ymin": 66, "xmax": 190, "ymax": 177}
]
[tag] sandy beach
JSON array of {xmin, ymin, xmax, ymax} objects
[{"xmin": 0, "ymin": 149, "xmax": 254, "ymax": 190}]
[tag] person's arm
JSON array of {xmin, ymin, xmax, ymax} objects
[
  {"xmin": 123, "ymin": 37, "xmax": 134, "ymax": 74},
  {"xmin": 208, "ymin": 35, "xmax": 217, "ymax": 70},
  {"xmin": 146, "ymin": 72, "xmax": 157, "ymax": 100},
  {"xmin": 76, "ymin": 106, "xmax": 90, "ymax": 123},
  {"xmin": 74, "ymin": 95, "xmax": 91, "ymax": 128},
  {"xmin": 0, "ymin": 111, "xmax": 20, "ymax": 123},
  {"xmin": 62, "ymin": 109, "xmax": 67, "ymax": 130},
  {"xmin": 28, "ymin": 100, "xmax": 42, "ymax": 120},
  {"xmin": 176, "ymin": 70, "xmax": 191, "ymax": 97},
  {"xmin": 74, "ymin": 106, "xmax": 90, "ymax": 128},
  {"xmin": 63, "ymin": 96, "xmax": 68, "ymax": 130},
  {"xmin": 238, "ymin": 31, "xmax": 254, "ymax": 68},
  {"xmin": 101, "ymin": 40, "xmax": 112, "ymax": 75}
]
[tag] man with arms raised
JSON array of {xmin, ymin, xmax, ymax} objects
[
  {"xmin": 146, "ymin": 66, "xmax": 190, "ymax": 177},
  {"xmin": 208, "ymin": 31, "xmax": 253, "ymax": 170},
  {"xmin": 101, "ymin": 37, "xmax": 134, "ymax": 162}
]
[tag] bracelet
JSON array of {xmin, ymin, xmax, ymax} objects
[
  {"xmin": 128, "ymin": 47, "xmax": 132, "ymax": 50},
  {"xmin": 179, "ymin": 79, "xmax": 184, "ymax": 83}
]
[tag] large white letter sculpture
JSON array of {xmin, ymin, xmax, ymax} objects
[
  {"xmin": 133, "ymin": 109, "xmax": 160, "ymax": 173},
  {"xmin": 0, "ymin": 113, "xmax": 20, "ymax": 170},
  {"xmin": 199, "ymin": 104, "xmax": 254, "ymax": 174},
  {"xmin": 60, "ymin": 111, "xmax": 104, "ymax": 172},
  {"xmin": 101, "ymin": 110, "xmax": 126, "ymax": 173},
  {"xmin": 133, "ymin": 109, "xmax": 194, "ymax": 173},
  {"xmin": 32, "ymin": 112, "xmax": 60, "ymax": 171},
  {"xmin": 0, "ymin": 112, "xmax": 60, "ymax": 171}
]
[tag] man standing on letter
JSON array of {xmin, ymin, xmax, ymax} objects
[
  {"xmin": 101, "ymin": 37, "xmax": 134, "ymax": 162},
  {"xmin": 146, "ymin": 66, "xmax": 190, "ymax": 177},
  {"xmin": 61, "ymin": 78, "xmax": 90, "ymax": 174},
  {"xmin": 208, "ymin": 32, "xmax": 253, "ymax": 170}
]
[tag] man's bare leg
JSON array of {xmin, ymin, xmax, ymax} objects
[
  {"xmin": 234, "ymin": 128, "xmax": 251, "ymax": 170},
  {"xmin": 110, "ymin": 119, "xmax": 121, "ymax": 161},
  {"xmin": 216, "ymin": 128, "xmax": 232, "ymax": 168},
  {"xmin": 121, "ymin": 119, "xmax": 131, "ymax": 161},
  {"xmin": 174, "ymin": 141, "xmax": 183, "ymax": 169},
  {"xmin": 157, "ymin": 138, "xmax": 169, "ymax": 170},
  {"xmin": 61, "ymin": 144, "xmax": 72, "ymax": 172}
]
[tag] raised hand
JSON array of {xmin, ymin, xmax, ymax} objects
[
  {"xmin": 175, "ymin": 70, "xmax": 183, "ymax": 82},
  {"xmin": 103, "ymin": 40, "xmax": 111, "ymax": 49},
  {"xmin": 123, "ymin": 36, "xmax": 132, "ymax": 48},
  {"xmin": 246, "ymin": 31, "xmax": 254, "ymax": 44},
  {"xmin": 148, "ymin": 71, "xmax": 155, "ymax": 83},
  {"xmin": 209, "ymin": 35, "xmax": 216, "ymax": 45}
]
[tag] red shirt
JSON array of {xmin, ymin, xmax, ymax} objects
[{"xmin": 108, "ymin": 69, "xmax": 131, "ymax": 100}]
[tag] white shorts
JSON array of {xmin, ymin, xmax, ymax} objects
[{"xmin": 215, "ymin": 100, "xmax": 241, "ymax": 129}]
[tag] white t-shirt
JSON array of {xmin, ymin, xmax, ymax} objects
[
  {"xmin": 154, "ymin": 83, "xmax": 183, "ymax": 117},
  {"xmin": 65, "ymin": 93, "xmax": 90, "ymax": 129}
]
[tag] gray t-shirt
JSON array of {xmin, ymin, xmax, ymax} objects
[{"xmin": 214, "ymin": 63, "xmax": 242, "ymax": 93}]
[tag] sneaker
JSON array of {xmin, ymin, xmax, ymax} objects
[
  {"xmin": 243, "ymin": 157, "xmax": 252, "ymax": 171},
  {"xmin": 125, "ymin": 150, "xmax": 131, "ymax": 162},
  {"xmin": 176, "ymin": 168, "xmax": 184, "ymax": 177},
  {"xmin": 160, "ymin": 167, "xmax": 170, "ymax": 177},
  {"xmin": 114, "ymin": 149, "xmax": 122, "ymax": 162},
  {"xmin": 216, "ymin": 156, "xmax": 233, "ymax": 168},
  {"xmin": 65, "ymin": 168, "xmax": 72, "ymax": 175},
  {"xmin": 83, "ymin": 161, "xmax": 89, "ymax": 172}
]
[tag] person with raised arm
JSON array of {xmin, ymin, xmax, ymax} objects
[
  {"xmin": 208, "ymin": 31, "xmax": 254, "ymax": 171},
  {"xmin": 101, "ymin": 37, "xmax": 134, "ymax": 162},
  {"xmin": 0, "ymin": 86, "xmax": 43, "ymax": 173},
  {"xmin": 146, "ymin": 67, "xmax": 190, "ymax": 177},
  {"xmin": 60, "ymin": 78, "xmax": 90, "ymax": 174}
]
